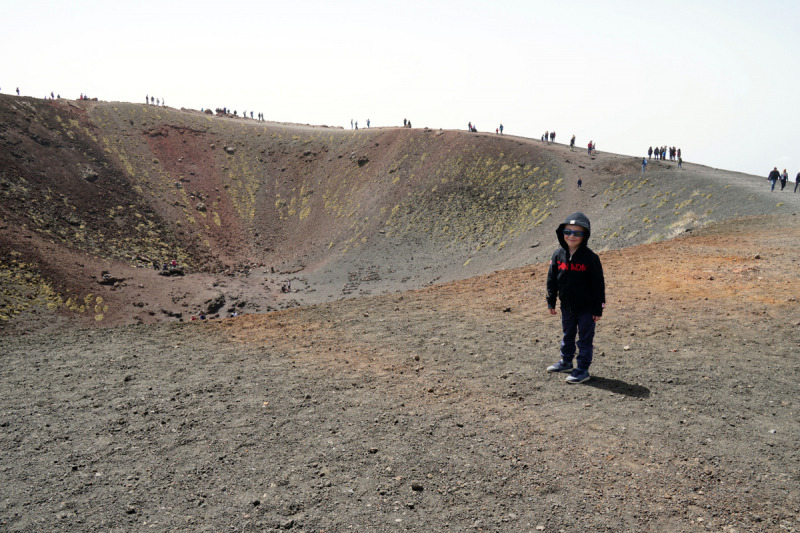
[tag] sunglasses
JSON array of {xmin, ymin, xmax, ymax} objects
[{"xmin": 562, "ymin": 229, "xmax": 586, "ymax": 237}]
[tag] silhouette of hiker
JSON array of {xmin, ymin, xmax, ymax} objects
[
  {"xmin": 570, "ymin": 135, "xmax": 575, "ymax": 151},
  {"xmin": 351, "ymin": 119, "xmax": 354, "ymax": 129},
  {"xmin": 355, "ymin": 120, "xmax": 358, "ymax": 130},
  {"xmin": 146, "ymin": 94, "xmax": 149, "ymax": 104},
  {"xmin": 500, "ymin": 124, "xmax": 504, "ymax": 135},
  {"xmin": 551, "ymin": 131, "xmax": 556, "ymax": 143},
  {"xmin": 251, "ymin": 111, "xmax": 254, "ymax": 119},
  {"xmin": 16, "ymin": 87, "xmax": 20, "ymax": 96},
  {"xmin": 403, "ymin": 118, "xmax": 407, "ymax": 127},
  {"xmin": 408, "ymin": 120, "xmax": 412, "ymax": 128},
  {"xmin": 588, "ymin": 141, "xmax": 593, "ymax": 155},
  {"xmin": 577, "ymin": 178, "xmax": 582, "ymax": 189},
  {"xmin": 642, "ymin": 158, "xmax": 647, "ymax": 173},
  {"xmin": 648, "ymin": 146, "xmax": 653, "ymax": 160},
  {"xmin": 367, "ymin": 119, "xmax": 370, "ymax": 128}
]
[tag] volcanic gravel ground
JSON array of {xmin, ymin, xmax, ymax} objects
[{"xmin": 2, "ymin": 216, "xmax": 799, "ymax": 532}]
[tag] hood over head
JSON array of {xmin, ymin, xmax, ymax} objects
[{"xmin": 556, "ymin": 211, "xmax": 591, "ymax": 251}]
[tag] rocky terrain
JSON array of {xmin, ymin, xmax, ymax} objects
[{"xmin": 1, "ymin": 95, "xmax": 799, "ymax": 532}]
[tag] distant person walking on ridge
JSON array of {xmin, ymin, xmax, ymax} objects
[
  {"xmin": 499, "ymin": 124, "xmax": 504, "ymax": 135},
  {"xmin": 146, "ymin": 94, "xmax": 149, "ymax": 104},
  {"xmin": 355, "ymin": 120, "xmax": 358, "ymax": 130},
  {"xmin": 678, "ymin": 156, "xmax": 683, "ymax": 169},
  {"xmin": 648, "ymin": 146, "xmax": 653, "ymax": 160},
  {"xmin": 780, "ymin": 169, "xmax": 788, "ymax": 191},
  {"xmin": 795, "ymin": 172, "xmax": 800, "ymax": 193},
  {"xmin": 367, "ymin": 119, "xmax": 370, "ymax": 128},
  {"xmin": 496, "ymin": 128, "xmax": 499, "ymax": 134},
  {"xmin": 16, "ymin": 87, "xmax": 19, "ymax": 96},
  {"xmin": 404, "ymin": 118, "xmax": 407, "ymax": 127},
  {"xmin": 570, "ymin": 135, "xmax": 575, "ymax": 151},
  {"xmin": 768, "ymin": 167, "xmax": 780, "ymax": 192},
  {"xmin": 576, "ymin": 178, "xmax": 582, "ymax": 190},
  {"xmin": 351, "ymin": 119, "xmax": 353, "ymax": 129},
  {"xmin": 588, "ymin": 141, "xmax": 593, "ymax": 155},
  {"xmin": 550, "ymin": 131, "xmax": 556, "ymax": 143},
  {"xmin": 642, "ymin": 158, "xmax": 647, "ymax": 173}
]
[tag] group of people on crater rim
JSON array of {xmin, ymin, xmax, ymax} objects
[
  {"xmin": 464, "ymin": 122, "xmax": 504, "ymax": 134},
  {"xmin": 767, "ymin": 167, "xmax": 799, "ymax": 192},
  {"xmin": 7, "ymin": 86, "xmax": 95, "ymax": 101},
  {"xmin": 146, "ymin": 95, "xmax": 165, "ymax": 107},
  {"xmin": 643, "ymin": 146, "xmax": 683, "ymax": 172},
  {"xmin": 350, "ymin": 119, "xmax": 372, "ymax": 130},
  {"xmin": 648, "ymin": 145, "xmax": 681, "ymax": 162},
  {"xmin": 539, "ymin": 131, "xmax": 594, "ymax": 155},
  {"xmin": 210, "ymin": 108, "xmax": 265, "ymax": 121}
]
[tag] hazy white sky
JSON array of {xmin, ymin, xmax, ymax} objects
[{"xmin": 3, "ymin": 0, "xmax": 798, "ymax": 177}]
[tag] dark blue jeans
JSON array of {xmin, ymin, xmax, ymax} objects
[{"xmin": 560, "ymin": 309, "xmax": 596, "ymax": 371}]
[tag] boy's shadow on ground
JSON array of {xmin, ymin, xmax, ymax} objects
[{"xmin": 586, "ymin": 376, "xmax": 650, "ymax": 398}]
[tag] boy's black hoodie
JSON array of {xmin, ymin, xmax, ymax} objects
[{"xmin": 546, "ymin": 211, "xmax": 606, "ymax": 316}]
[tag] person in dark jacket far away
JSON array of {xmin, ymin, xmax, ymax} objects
[
  {"xmin": 545, "ymin": 212, "xmax": 606, "ymax": 384},
  {"xmin": 768, "ymin": 167, "xmax": 780, "ymax": 192}
]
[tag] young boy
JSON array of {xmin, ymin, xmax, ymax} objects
[{"xmin": 545, "ymin": 212, "xmax": 606, "ymax": 383}]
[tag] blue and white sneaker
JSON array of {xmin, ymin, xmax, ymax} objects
[
  {"xmin": 547, "ymin": 360, "xmax": 573, "ymax": 373},
  {"xmin": 566, "ymin": 369, "xmax": 590, "ymax": 384}
]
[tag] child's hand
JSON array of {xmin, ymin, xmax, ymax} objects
[
  {"xmin": 548, "ymin": 308, "xmax": 557, "ymax": 315},
  {"xmin": 592, "ymin": 315, "xmax": 600, "ymax": 322}
]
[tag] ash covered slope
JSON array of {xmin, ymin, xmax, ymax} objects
[{"xmin": 1, "ymin": 96, "xmax": 796, "ymax": 330}]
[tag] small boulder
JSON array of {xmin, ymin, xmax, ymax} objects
[
  {"xmin": 206, "ymin": 293, "xmax": 226, "ymax": 314},
  {"xmin": 81, "ymin": 167, "xmax": 99, "ymax": 183}
]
